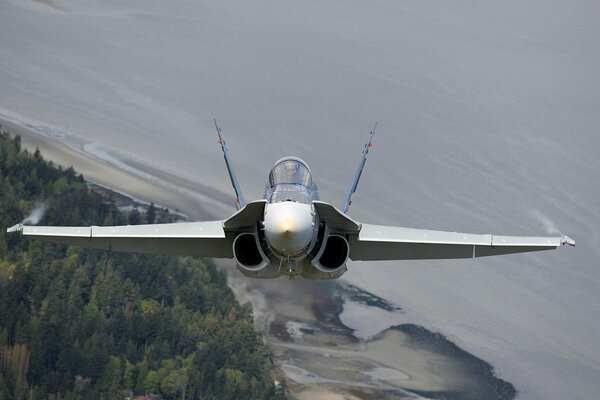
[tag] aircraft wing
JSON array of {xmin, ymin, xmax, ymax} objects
[
  {"xmin": 7, "ymin": 221, "xmax": 234, "ymax": 258},
  {"xmin": 6, "ymin": 200, "xmax": 267, "ymax": 258},
  {"xmin": 349, "ymin": 223, "xmax": 575, "ymax": 261}
]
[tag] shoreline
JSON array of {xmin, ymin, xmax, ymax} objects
[
  {"xmin": 0, "ymin": 115, "xmax": 225, "ymax": 221},
  {"xmin": 227, "ymin": 273, "xmax": 517, "ymax": 400},
  {"xmin": 2, "ymin": 116, "xmax": 516, "ymax": 399}
]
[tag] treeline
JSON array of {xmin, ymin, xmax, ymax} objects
[{"xmin": 0, "ymin": 128, "xmax": 284, "ymax": 399}]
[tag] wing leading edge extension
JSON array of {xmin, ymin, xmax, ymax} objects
[{"xmin": 349, "ymin": 223, "xmax": 575, "ymax": 261}]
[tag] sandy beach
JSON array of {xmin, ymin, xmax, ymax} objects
[
  {"xmin": 3, "ymin": 118, "xmax": 517, "ymax": 399},
  {"xmin": 1, "ymin": 116, "xmax": 219, "ymax": 221}
]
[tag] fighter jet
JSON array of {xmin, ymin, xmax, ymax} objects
[{"xmin": 7, "ymin": 121, "xmax": 575, "ymax": 279}]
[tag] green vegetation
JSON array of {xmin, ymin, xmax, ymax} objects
[{"xmin": 0, "ymin": 128, "xmax": 284, "ymax": 399}]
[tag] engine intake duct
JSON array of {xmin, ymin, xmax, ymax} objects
[
  {"xmin": 233, "ymin": 232, "xmax": 269, "ymax": 271},
  {"xmin": 312, "ymin": 234, "xmax": 349, "ymax": 273}
]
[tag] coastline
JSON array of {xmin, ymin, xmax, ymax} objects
[
  {"xmin": 2, "ymin": 116, "xmax": 516, "ymax": 400},
  {"xmin": 0, "ymin": 116, "xmax": 222, "ymax": 221},
  {"xmin": 228, "ymin": 275, "xmax": 517, "ymax": 400}
]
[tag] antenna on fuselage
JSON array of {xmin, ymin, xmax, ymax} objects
[
  {"xmin": 341, "ymin": 122, "xmax": 377, "ymax": 213},
  {"xmin": 214, "ymin": 118, "xmax": 247, "ymax": 210}
]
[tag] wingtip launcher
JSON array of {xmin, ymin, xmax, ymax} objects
[
  {"xmin": 7, "ymin": 224, "xmax": 23, "ymax": 233},
  {"xmin": 561, "ymin": 235, "xmax": 576, "ymax": 247}
]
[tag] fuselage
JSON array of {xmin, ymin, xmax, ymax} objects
[
  {"xmin": 263, "ymin": 157, "xmax": 318, "ymax": 256},
  {"xmin": 232, "ymin": 157, "xmax": 349, "ymax": 279}
]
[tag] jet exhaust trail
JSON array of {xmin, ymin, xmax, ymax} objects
[
  {"xmin": 22, "ymin": 203, "xmax": 47, "ymax": 225},
  {"xmin": 530, "ymin": 209, "xmax": 561, "ymax": 235}
]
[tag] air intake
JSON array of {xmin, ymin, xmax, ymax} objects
[
  {"xmin": 312, "ymin": 234, "xmax": 349, "ymax": 273},
  {"xmin": 233, "ymin": 232, "xmax": 269, "ymax": 271}
]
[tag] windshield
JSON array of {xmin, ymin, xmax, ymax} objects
[
  {"xmin": 268, "ymin": 159, "xmax": 312, "ymax": 187},
  {"xmin": 264, "ymin": 157, "xmax": 319, "ymax": 204}
]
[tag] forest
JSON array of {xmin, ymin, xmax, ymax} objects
[{"xmin": 0, "ymin": 127, "xmax": 285, "ymax": 399}]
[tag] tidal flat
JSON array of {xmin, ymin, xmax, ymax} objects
[{"xmin": 228, "ymin": 275, "xmax": 517, "ymax": 400}]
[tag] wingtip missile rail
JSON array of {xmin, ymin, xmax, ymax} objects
[
  {"xmin": 561, "ymin": 235, "xmax": 576, "ymax": 247},
  {"xmin": 7, "ymin": 224, "xmax": 23, "ymax": 233}
]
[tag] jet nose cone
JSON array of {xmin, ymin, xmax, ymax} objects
[
  {"xmin": 279, "ymin": 218, "xmax": 295, "ymax": 234},
  {"xmin": 264, "ymin": 202, "xmax": 314, "ymax": 254}
]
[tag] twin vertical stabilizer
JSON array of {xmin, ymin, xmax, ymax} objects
[
  {"xmin": 214, "ymin": 119, "xmax": 247, "ymax": 209},
  {"xmin": 341, "ymin": 123, "xmax": 377, "ymax": 213}
]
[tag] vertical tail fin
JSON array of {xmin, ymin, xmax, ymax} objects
[
  {"xmin": 214, "ymin": 119, "xmax": 247, "ymax": 209},
  {"xmin": 340, "ymin": 123, "xmax": 377, "ymax": 213}
]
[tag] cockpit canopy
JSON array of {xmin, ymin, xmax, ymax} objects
[
  {"xmin": 268, "ymin": 157, "xmax": 312, "ymax": 187},
  {"xmin": 265, "ymin": 157, "xmax": 318, "ymax": 204}
]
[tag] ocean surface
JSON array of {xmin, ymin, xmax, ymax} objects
[{"xmin": 1, "ymin": 0, "xmax": 599, "ymax": 398}]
